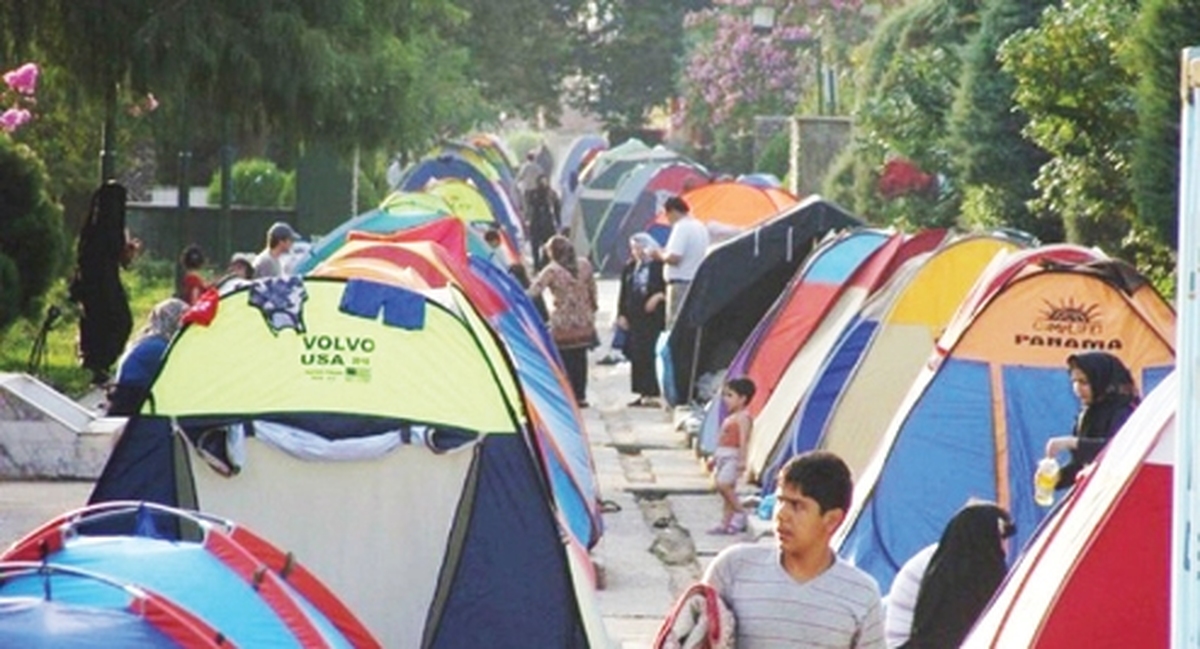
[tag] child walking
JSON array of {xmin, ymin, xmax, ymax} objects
[{"xmin": 709, "ymin": 377, "xmax": 755, "ymax": 535}]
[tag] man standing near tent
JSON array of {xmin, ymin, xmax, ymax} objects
[
  {"xmin": 704, "ymin": 451, "xmax": 884, "ymax": 649},
  {"xmin": 252, "ymin": 221, "xmax": 299, "ymax": 278},
  {"xmin": 655, "ymin": 196, "xmax": 708, "ymax": 328},
  {"xmin": 516, "ymin": 151, "xmax": 546, "ymax": 215}
]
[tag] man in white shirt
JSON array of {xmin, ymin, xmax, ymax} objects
[
  {"xmin": 655, "ymin": 196, "xmax": 709, "ymax": 328},
  {"xmin": 252, "ymin": 221, "xmax": 299, "ymax": 278}
]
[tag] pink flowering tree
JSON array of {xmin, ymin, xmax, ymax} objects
[
  {"xmin": 1, "ymin": 62, "xmax": 38, "ymax": 133},
  {"xmin": 676, "ymin": 0, "xmax": 897, "ymax": 171}
]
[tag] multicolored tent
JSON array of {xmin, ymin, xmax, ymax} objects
[
  {"xmin": 785, "ymin": 234, "xmax": 1022, "ymax": 477},
  {"xmin": 660, "ymin": 196, "xmax": 861, "ymax": 405},
  {"xmin": 296, "ymin": 202, "xmax": 494, "ymax": 273},
  {"xmin": 740, "ymin": 229, "xmax": 944, "ymax": 481},
  {"xmin": 835, "ymin": 256, "xmax": 1176, "ymax": 592},
  {"xmin": 1, "ymin": 502, "xmax": 379, "ymax": 647},
  {"xmin": 308, "ymin": 235, "xmax": 602, "ymax": 548},
  {"xmin": 399, "ymin": 155, "xmax": 523, "ymax": 246},
  {"xmin": 88, "ymin": 278, "xmax": 608, "ymax": 648},
  {"xmin": 964, "ymin": 371, "xmax": 1176, "ymax": 648},
  {"xmin": 569, "ymin": 140, "xmax": 683, "ymax": 254}
]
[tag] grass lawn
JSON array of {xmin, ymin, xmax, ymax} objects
[{"xmin": 0, "ymin": 258, "xmax": 176, "ymax": 399}]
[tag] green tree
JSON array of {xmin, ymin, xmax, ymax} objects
[
  {"xmin": 0, "ymin": 135, "xmax": 64, "ymax": 330},
  {"xmin": 575, "ymin": 0, "xmax": 698, "ymax": 130},
  {"xmin": 832, "ymin": 0, "xmax": 982, "ymax": 228},
  {"xmin": 207, "ymin": 158, "xmax": 293, "ymax": 208},
  {"xmin": 449, "ymin": 0, "xmax": 586, "ymax": 122},
  {"xmin": 948, "ymin": 0, "xmax": 1061, "ymax": 241},
  {"xmin": 1000, "ymin": 0, "xmax": 1138, "ymax": 253},
  {"xmin": 1130, "ymin": 0, "xmax": 1200, "ymax": 249}
]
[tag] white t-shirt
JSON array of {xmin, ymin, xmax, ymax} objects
[
  {"xmin": 252, "ymin": 250, "xmax": 283, "ymax": 278},
  {"xmin": 704, "ymin": 543, "xmax": 885, "ymax": 649},
  {"xmin": 883, "ymin": 544, "xmax": 936, "ymax": 648},
  {"xmin": 663, "ymin": 215, "xmax": 709, "ymax": 282}
]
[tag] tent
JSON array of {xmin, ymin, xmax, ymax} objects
[
  {"xmin": 399, "ymin": 156, "xmax": 523, "ymax": 246},
  {"xmin": 556, "ymin": 134, "xmax": 607, "ymax": 198},
  {"xmin": 963, "ymin": 371, "xmax": 1176, "ymax": 648},
  {"xmin": 569, "ymin": 140, "xmax": 683, "ymax": 254},
  {"xmin": 590, "ymin": 161, "xmax": 711, "ymax": 275},
  {"xmin": 645, "ymin": 181, "xmax": 799, "ymax": 244},
  {"xmin": 701, "ymin": 229, "xmax": 895, "ymax": 455},
  {"xmin": 659, "ymin": 196, "xmax": 861, "ymax": 405},
  {"xmin": 740, "ymin": 229, "xmax": 945, "ymax": 480},
  {"xmin": 835, "ymin": 256, "xmax": 1176, "ymax": 592},
  {"xmin": 1, "ymin": 502, "xmax": 378, "ymax": 647},
  {"xmin": 87, "ymin": 277, "xmax": 608, "ymax": 648},
  {"xmin": 309, "ymin": 235, "xmax": 603, "ymax": 548},
  {"xmin": 296, "ymin": 202, "xmax": 494, "ymax": 274},
  {"xmin": 780, "ymin": 234, "xmax": 1022, "ymax": 478}
]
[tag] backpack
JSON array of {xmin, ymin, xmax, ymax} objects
[{"xmin": 653, "ymin": 582, "xmax": 736, "ymax": 649}]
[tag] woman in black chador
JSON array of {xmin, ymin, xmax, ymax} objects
[
  {"xmin": 69, "ymin": 182, "xmax": 135, "ymax": 385},
  {"xmin": 617, "ymin": 233, "xmax": 666, "ymax": 406},
  {"xmin": 1045, "ymin": 351, "xmax": 1140, "ymax": 489}
]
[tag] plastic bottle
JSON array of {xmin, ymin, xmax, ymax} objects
[{"xmin": 1034, "ymin": 457, "xmax": 1060, "ymax": 507}]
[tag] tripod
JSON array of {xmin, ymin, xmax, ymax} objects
[{"xmin": 26, "ymin": 304, "xmax": 61, "ymax": 378}]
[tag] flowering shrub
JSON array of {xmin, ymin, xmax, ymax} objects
[
  {"xmin": 1, "ymin": 62, "xmax": 38, "ymax": 133},
  {"xmin": 877, "ymin": 157, "xmax": 935, "ymax": 199}
]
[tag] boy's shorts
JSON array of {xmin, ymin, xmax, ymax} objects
[{"xmin": 713, "ymin": 447, "xmax": 740, "ymax": 486}]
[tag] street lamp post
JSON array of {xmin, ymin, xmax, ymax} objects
[{"xmin": 751, "ymin": 4, "xmax": 827, "ymax": 115}]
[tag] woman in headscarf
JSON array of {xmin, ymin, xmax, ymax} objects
[
  {"xmin": 617, "ymin": 233, "xmax": 666, "ymax": 406},
  {"xmin": 106, "ymin": 298, "xmax": 188, "ymax": 415},
  {"xmin": 899, "ymin": 501, "xmax": 1014, "ymax": 649},
  {"xmin": 528, "ymin": 235, "xmax": 597, "ymax": 407},
  {"xmin": 1045, "ymin": 351, "xmax": 1140, "ymax": 488}
]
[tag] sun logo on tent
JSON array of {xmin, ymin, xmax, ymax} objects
[{"xmin": 1040, "ymin": 298, "xmax": 1100, "ymax": 324}]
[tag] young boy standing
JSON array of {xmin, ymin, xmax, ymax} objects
[
  {"xmin": 709, "ymin": 377, "xmax": 755, "ymax": 535},
  {"xmin": 703, "ymin": 451, "xmax": 884, "ymax": 649}
]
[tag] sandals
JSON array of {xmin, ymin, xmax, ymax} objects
[{"xmin": 627, "ymin": 396, "xmax": 659, "ymax": 408}]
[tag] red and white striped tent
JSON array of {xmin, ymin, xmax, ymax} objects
[{"xmin": 964, "ymin": 370, "xmax": 1175, "ymax": 648}]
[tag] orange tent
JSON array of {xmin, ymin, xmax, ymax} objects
[{"xmin": 649, "ymin": 181, "xmax": 798, "ymax": 238}]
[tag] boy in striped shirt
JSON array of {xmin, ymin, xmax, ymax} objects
[{"xmin": 703, "ymin": 451, "xmax": 884, "ymax": 648}]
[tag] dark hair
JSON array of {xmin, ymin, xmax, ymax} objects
[
  {"xmin": 664, "ymin": 196, "xmax": 690, "ymax": 214},
  {"xmin": 180, "ymin": 244, "xmax": 205, "ymax": 270},
  {"xmin": 725, "ymin": 377, "xmax": 756, "ymax": 402},
  {"xmin": 778, "ymin": 451, "xmax": 853, "ymax": 514},
  {"xmin": 544, "ymin": 234, "xmax": 579, "ymax": 277},
  {"xmin": 484, "ymin": 228, "xmax": 502, "ymax": 244}
]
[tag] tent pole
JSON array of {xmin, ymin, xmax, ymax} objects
[
  {"xmin": 1172, "ymin": 45, "xmax": 1200, "ymax": 649},
  {"xmin": 687, "ymin": 325, "xmax": 704, "ymax": 408}
]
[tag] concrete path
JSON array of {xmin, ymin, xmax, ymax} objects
[{"xmin": 0, "ymin": 278, "xmax": 771, "ymax": 649}]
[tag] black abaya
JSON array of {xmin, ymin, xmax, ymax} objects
[{"xmin": 618, "ymin": 259, "xmax": 665, "ymax": 397}]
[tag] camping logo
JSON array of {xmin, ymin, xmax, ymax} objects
[{"xmin": 1014, "ymin": 298, "xmax": 1122, "ymax": 350}]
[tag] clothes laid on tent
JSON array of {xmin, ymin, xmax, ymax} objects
[
  {"xmin": 835, "ymin": 256, "xmax": 1176, "ymax": 593},
  {"xmin": 659, "ymin": 196, "xmax": 862, "ymax": 406},
  {"xmin": 308, "ymin": 234, "xmax": 603, "ymax": 548},
  {"xmin": 963, "ymin": 371, "xmax": 1176, "ymax": 649},
  {"xmin": 770, "ymin": 234, "xmax": 1022, "ymax": 479},
  {"xmin": 87, "ymin": 278, "xmax": 608, "ymax": 648},
  {"xmin": 645, "ymin": 181, "xmax": 798, "ymax": 244},
  {"xmin": 1, "ymin": 502, "xmax": 379, "ymax": 648},
  {"xmin": 594, "ymin": 163, "xmax": 712, "ymax": 276},
  {"xmin": 399, "ymin": 155, "xmax": 523, "ymax": 246},
  {"xmin": 739, "ymin": 229, "xmax": 945, "ymax": 482}
]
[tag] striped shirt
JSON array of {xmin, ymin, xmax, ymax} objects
[{"xmin": 703, "ymin": 543, "xmax": 884, "ymax": 649}]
